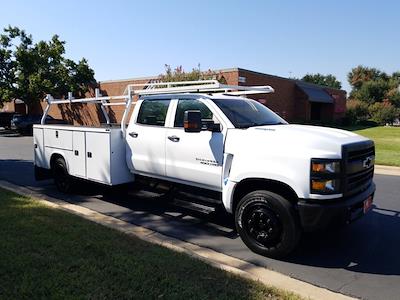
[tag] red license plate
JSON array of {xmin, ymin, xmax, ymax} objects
[{"xmin": 363, "ymin": 195, "xmax": 373, "ymax": 213}]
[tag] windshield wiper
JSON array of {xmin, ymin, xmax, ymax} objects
[
  {"xmin": 236, "ymin": 122, "xmax": 287, "ymax": 129},
  {"xmin": 250, "ymin": 122, "xmax": 287, "ymax": 127}
]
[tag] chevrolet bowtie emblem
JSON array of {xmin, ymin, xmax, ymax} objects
[{"xmin": 363, "ymin": 156, "xmax": 374, "ymax": 168}]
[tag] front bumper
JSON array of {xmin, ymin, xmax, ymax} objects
[{"xmin": 298, "ymin": 182, "xmax": 376, "ymax": 232}]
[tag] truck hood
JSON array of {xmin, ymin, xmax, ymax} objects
[
  {"xmin": 225, "ymin": 124, "xmax": 370, "ymax": 159},
  {"xmin": 261, "ymin": 124, "xmax": 361, "ymax": 141}
]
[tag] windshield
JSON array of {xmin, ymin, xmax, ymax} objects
[{"xmin": 212, "ymin": 98, "xmax": 288, "ymax": 128}]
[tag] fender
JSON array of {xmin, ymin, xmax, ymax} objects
[
  {"xmin": 222, "ymin": 174, "xmax": 304, "ymax": 213},
  {"xmin": 222, "ymin": 156, "xmax": 309, "ymax": 213}
]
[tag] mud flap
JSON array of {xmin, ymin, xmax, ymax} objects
[{"xmin": 34, "ymin": 165, "xmax": 52, "ymax": 181}]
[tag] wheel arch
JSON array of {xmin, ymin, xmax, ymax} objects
[
  {"xmin": 49, "ymin": 152, "xmax": 68, "ymax": 172},
  {"xmin": 231, "ymin": 178, "xmax": 299, "ymax": 213}
]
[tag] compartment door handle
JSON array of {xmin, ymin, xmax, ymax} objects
[{"xmin": 129, "ymin": 132, "xmax": 138, "ymax": 138}]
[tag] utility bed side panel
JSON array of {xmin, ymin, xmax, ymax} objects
[{"xmin": 34, "ymin": 125, "xmax": 134, "ymax": 186}]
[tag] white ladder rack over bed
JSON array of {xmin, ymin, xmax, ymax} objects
[{"xmin": 41, "ymin": 80, "xmax": 274, "ymax": 137}]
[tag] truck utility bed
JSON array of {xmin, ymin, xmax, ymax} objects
[{"xmin": 34, "ymin": 125, "xmax": 133, "ymax": 185}]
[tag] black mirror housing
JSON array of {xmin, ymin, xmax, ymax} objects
[
  {"xmin": 203, "ymin": 120, "xmax": 221, "ymax": 132},
  {"xmin": 184, "ymin": 110, "xmax": 202, "ymax": 132}
]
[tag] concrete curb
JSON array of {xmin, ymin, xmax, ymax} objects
[
  {"xmin": 375, "ymin": 165, "xmax": 400, "ymax": 176},
  {"xmin": 0, "ymin": 180, "xmax": 356, "ymax": 300}
]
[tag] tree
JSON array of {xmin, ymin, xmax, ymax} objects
[
  {"xmin": 158, "ymin": 64, "xmax": 227, "ymax": 84},
  {"xmin": 0, "ymin": 28, "xmax": 18, "ymax": 107},
  {"xmin": 386, "ymin": 75, "xmax": 400, "ymax": 107},
  {"xmin": 301, "ymin": 73, "xmax": 342, "ymax": 89},
  {"xmin": 347, "ymin": 65, "xmax": 388, "ymax": 91},
  {"xmin": 0, "ymin": 26, "xmax": 95, "ymax": 110},
  {"xmin": 347, "ymin": 65, "xmax": 400, "ymax": 107},
  {"xmin": 386, "ymin": 88, "xmax": 400, "ymax": 107},
  {"xmin": 351, "ymin": 79, "xmax": 389, "ymax": 105}
]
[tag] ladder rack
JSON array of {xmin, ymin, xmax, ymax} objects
[
  {"xmin": 41, "ymin": 80, "xmax": 274, "ymax": 137},
  {"xmin": 122, "ymin": 80, "xmax": 274, "ymax": 96}
]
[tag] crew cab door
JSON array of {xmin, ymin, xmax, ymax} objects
[
  {"xmin": 165, "ymin": 99, "xmax": 224, "ymax": 190},
  {"xmin": 126, "ymin": 99, "xmax": 171, "ymax": 176}
]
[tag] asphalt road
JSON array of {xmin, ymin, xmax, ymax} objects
[{"xmin": 1, "ymin": 133, "xmax": 399, "ymax": 300}]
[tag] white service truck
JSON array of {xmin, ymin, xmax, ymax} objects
[{"xmin": 33, "ymin": 80, "xmax": 376, "ymax": 258}]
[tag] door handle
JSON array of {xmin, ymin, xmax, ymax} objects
[
  {"xmin": 168, "ymin": 135, "xmax": 180, "ymax": 142},
  {"xmin": 129, "ymin": 132, "xmax": 138, "ymax": 138}
]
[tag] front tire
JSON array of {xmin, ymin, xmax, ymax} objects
[
  {"xmin": 235, "ymin": 190, "xmax": 301, "ymax": 258},
  {"xmin": 52, "ymin": 157, "xmax": 73, "ymax": 193}
]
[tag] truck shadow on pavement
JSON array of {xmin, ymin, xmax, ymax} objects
[
  {"xmin": 0, "ymin": 159, "xmax": 399, "ymax": 277},
  {"xmin": 284, "ymin": 207, "xmax": 400, "ymax": 276}
]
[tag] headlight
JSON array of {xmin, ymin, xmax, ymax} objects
[
  {"xmin": 311, "ymin": 160, "xmax": 340, "ymax": 173},
  {"xmin": 310, "ymin": 159, "xmax": 342, "ymax": 194}
]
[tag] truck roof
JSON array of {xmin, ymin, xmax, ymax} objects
[{"xmin": 141, "ymin": 93, "xmax": 249, "ymax": 101}]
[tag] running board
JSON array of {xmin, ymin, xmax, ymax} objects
[{"xmin": 172, "ymin": 198, "xmax": 216, "ymax": 215}]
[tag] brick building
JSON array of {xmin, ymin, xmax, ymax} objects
[{"xmin": 4, "ymin": 68, "xmax": 347, "ymax": 125}]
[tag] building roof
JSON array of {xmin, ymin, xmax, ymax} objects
[
  {"xmin": 99, "ymin": 67, "xmax": 345, "ymax": 94},
  {"xmin": 295, "ymin": 81, "xmax": 334, "ymax": 103}
]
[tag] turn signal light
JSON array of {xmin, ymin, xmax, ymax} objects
[
  {"xmin": 311, "ymin": 179, "xmax": 340, "ymax": 194},
  {"xmin": 311, "ymin": 180, "xmax": 326, "ymax": 191}
]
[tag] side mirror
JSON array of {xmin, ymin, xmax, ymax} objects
[
  {"xmin": 207, "ymin": 122, "xmax": 222, "ymax": 132},
  {"xmin": 203, "ymin": 120, "xmax": 221, "ymax": 132},
  {"xmin": 184, "ymin": 110, "xmax": 202, "ymax": 132}
]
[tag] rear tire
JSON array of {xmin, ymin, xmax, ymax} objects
[
  {"xmin": 235, "ymin": 190, "xmax": 301, "ymax": 258},
  {"xmin": 52, "ymin": 157, "xmax": 73, "ymax": 193}
]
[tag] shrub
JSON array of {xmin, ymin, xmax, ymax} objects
[
  {"xmin": 345, "ymin": 99, "xmax": 369, "ymax": 124},
  {"xmin": 368, "ymin": 101, "xmax": 400, "ymax": 125}
]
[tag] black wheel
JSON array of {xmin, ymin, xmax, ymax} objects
[
  {"xmin": 52, "ymin": 157, "xmax": 73, "ymax": 193},
  {"xmin": 235, "ymin": 190, "xmax": 301, "ymax": 258}
]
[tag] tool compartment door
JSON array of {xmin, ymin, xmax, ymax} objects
[
  {"xmin": 33, "ymin": 127, "xmax": 45, "ymax": 168},
  {"xmin": 70, "ymin": 131, "xmax": 86, "ymax": 178},
  {"xmin": 44, "ymin": 128, "xmax": 73, "ymax": 150},
  {"xmin": 86, "ymin": 131, "xmax": 111, "ymax": 184}
]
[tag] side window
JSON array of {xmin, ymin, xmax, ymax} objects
[
  {"xmin": 137, "ymin": 99, "xmax": 170, "ymax": 126},
  {"xmin": 174, "ymin": 99, "xmax": 213, "ymax": 127}
]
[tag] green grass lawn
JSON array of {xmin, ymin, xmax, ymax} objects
[
  {"xmin": 0, "ymin": 188, "xmax": 300, "ymax": 300},
  {"xmin": 351, "ymin": 126, "xmax": 400, "ymax": 167}
]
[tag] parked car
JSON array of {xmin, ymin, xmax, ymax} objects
[
  {"xmin": 0, "ymin": 112, "xmax": 15, "ymax": 129},
  {"xmin": 11, "ymin": 114, "xmax": 67, "ymax": 135}
]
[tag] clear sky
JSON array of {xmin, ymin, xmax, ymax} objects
[{"xmin": 1, "ymin": 0, "xmax": 399, "ymax": 92}]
